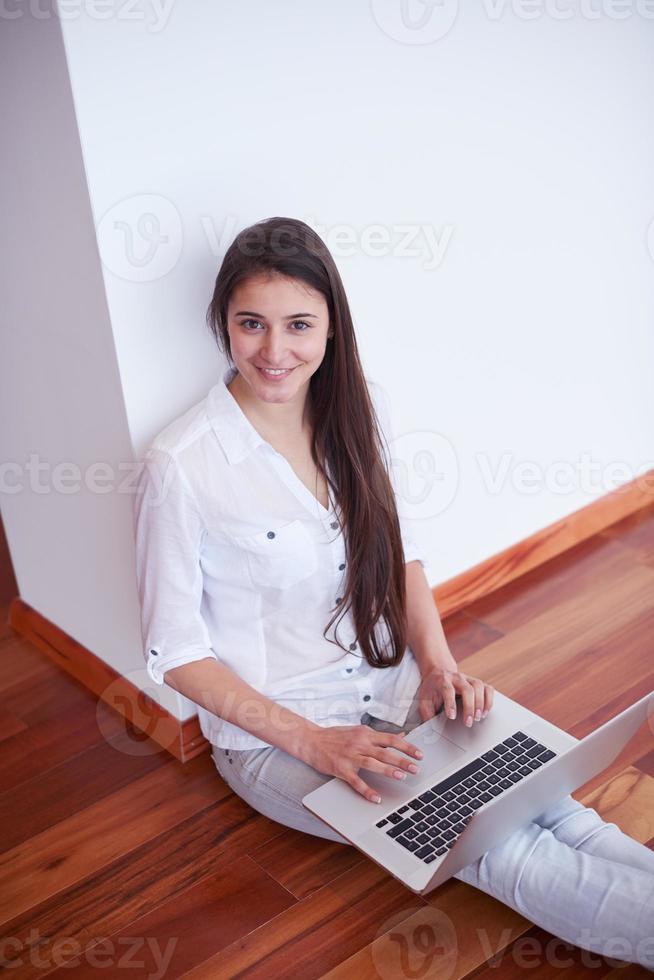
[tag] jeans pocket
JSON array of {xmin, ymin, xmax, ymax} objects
[
  {"xmin": 232, "ymin": 747, "xmax": 273, "ymax": 787},
  {"xmin": 212, "ymin": 746, "xmax": 234, "ymax": 776}
]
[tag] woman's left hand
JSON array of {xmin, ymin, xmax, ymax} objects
[{"xmin": 416, "ymin": 665, "xmax": 495, "ymax": 727}]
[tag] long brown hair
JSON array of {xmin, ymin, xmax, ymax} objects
[{"xmin": 205, "ymin": 216, "xmax": 407, "ymax": 670}]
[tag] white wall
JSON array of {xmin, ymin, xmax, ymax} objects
[
  {"xmin": 2, "ymin": 2, "xmax": 653, "ymax": 721},
  {"xmin": 0, "ymin": 10, "xmax": 151, "ymax": 705}
]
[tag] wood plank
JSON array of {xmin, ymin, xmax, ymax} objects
[
  {"xmin": 0, "ymin": 631, "xmax": 60, "ymax": 691},
  {"xmin": 0, "ymin": 726, "xmax": 171, "ymax": 854},
  {"xmin": 320, "ymin": 877, "xmax": 529, "ymax": 980},
  {"xmin": 0, "ymin": 511, "xmax": 18, "ymax": 607},
  {"xmin": 1, "ymin": 657, "xmax": 99, "ymax": 728},
  {"xmin": 42, "ymin": 852, "xmax": 298, "ymax": 979},
  {"xmin": 0, "ymin": 698, "xmax": 124, "ymax": 795},
  {"xmin": 569, "ymin": 675, "xmax": 654, "ymax": 740},
  {"xmin": 0, "ymin": 794, "xmax": 289, "ymax": 976},
  {"xmin": 462, "ymin": 534, "xmax": 634, "ymax": 634},
  {"xmin": 0, "ymin": 759, "xmax": 226, "ymax": 926},
  {"xmin": 441, "ymin": 611, "xmax": 504, "ymax": 662},
  {"xmin": 455, "ymin": 564, "xmax": 654, "ymax": 730},
  {"xmin": 634, "ymin": 746, "xmax": 654, "ymax": 780},
  {"xmin": 461, "ymin": 927, "xmax": 618, "ymax": 978},
  {"xmin": 603, "ymin": 964, "xmax": 654, "ymax": 978},
  {"xmin": 181, "ymin": 862, "xmax": 421, "ymax": 979},
  {"xmin": 247, "ymin": 828, "xmax": 365, "ymax": 902},
  {"xmin": 0, "ymin": 603, "xmax": 15, "ymax": 645},
  {"xmin": 0, "ymin": 709, "xmax": 26, "ymax": 743},
  {"xmin": 576, "ymin": 766, "xmax": 654, "ymax": 846}
]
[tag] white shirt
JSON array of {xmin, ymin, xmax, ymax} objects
[{"xmin": 133, "ymin": 365, "xmax": 427, "ymax": 750}]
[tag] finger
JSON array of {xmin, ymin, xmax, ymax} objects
[
  {"xmin": 457, "ymin": 678, "xmax": 476, "ymax": 727},
  {"xmin": 347, "ymin": 772, "xmax": 382, "ymax": 804},
  {"xmin": 482, "ymin": 684, "xmax": 495, "ymax": 718},
  {"xmin": 418, "ymin": 695, "xmax": 437, "ymax": 724},
  {"xmin": 394, "ymin": 732, "xmax": 422, "ymax": 759},
  {"xmin": 441, "ymin": 677, "xmax": 458, "ymax": 719},
  {"xmin": 470, "ymin": 679, "xmax": 486, "ymax": 723},
  {"xmin": 359, "ymin": 755, "xmax": 417, "ymax": 783},
  {"xmin": 375, "ymin": 746, "xmax": 422, "ymax": 775},
  {"xmin": 433, "ymin": 696, "xmax": 446, "ymax": 716}
]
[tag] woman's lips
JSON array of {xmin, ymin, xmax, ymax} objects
[{"xmin": 256, "ymin": 366, "xmax": 297, "ymax": 381}]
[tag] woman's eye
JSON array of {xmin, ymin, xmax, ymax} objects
[{"xmin": 240, "ymin": 319, "xmax": 311, "ymax": 332}]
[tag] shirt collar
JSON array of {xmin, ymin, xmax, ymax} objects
[
  {"xmin": 207, "ymin": 365, "xmax": 267, "ymax": 465},
  {"xmin": 208, "ymin": 364, "xmax": 339, "ymax": 520}
]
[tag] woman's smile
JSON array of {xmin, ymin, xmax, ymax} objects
[{"xmin": 256, "ymin": 365, "xmax": 297, "ymax": 381}]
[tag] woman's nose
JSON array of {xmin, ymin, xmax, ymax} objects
[{"xmin": 261, "ymin": 331, "xmax": 288, "ymax": 362}]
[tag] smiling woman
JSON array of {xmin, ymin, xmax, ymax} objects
[{"xmin": 132, "ymin": 216, "xmax": 654, "ymax": 970}]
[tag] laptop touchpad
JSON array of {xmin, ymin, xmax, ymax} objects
[
  {"xmin": 360, "ymin": 725, "xmax": 465, "ymax": 796},
  {"xmin": 410, "ymin": 726, "xmax": 467, "ymax": 773}
]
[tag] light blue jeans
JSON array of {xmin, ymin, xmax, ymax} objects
[{"xmin": 212, "ymin": 689, "xmax": 654, "ymax": 970}]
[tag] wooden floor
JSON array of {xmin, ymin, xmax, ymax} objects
[{"xmin": 1, "ymin": 504, "xmax": 654, "ymax": 978}]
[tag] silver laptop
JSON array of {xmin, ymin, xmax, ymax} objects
[{"xmin": 303, "ymin": 688, "xmax": 654, "ymax": 896}]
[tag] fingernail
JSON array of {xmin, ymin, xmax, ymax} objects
[
  {"xmin": 394, "ymin": 770, "xmax": 407, "ymax": 780},
  {"xmin": 448, "ymin": 709, "xmax": 456, "ymax": 719},
  {"xmin": 408, "ymin": 763, "xmax": 419, "ymax": 773},
  {"xmin": 373, "ymin": 795, "xmax": 381, "ymax": 803},
  {"xmin": 475, "ymin": 709, "xmax": 481, "ymax": 721},
  {"xmin": 482, "ymin": 711, "xmax": 488, "ymax": 718},
  {"xmin": 415, "ymin": 749, "xmax": 423, "ymax": 758},
  {"xmin": 466, "ymin": 716, "xmax": 472, "ymax": 727}
]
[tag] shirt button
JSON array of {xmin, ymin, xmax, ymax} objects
[
  {"xmin": 339, "ymin": 563, "xmax": 345, "ymax": 571},
  {"xmin": 349, "ymin": 642, "xmax": 357, "ymax": 651},
  {"xmin": 363, "ymin": 695, "xmax": 371, "ymax": 701},
  {"xmin": 149, "ymin": 649, "xmax": 159, "ymax": 657},
  {"xmin": 335, "ymin": 596, "xmax": 342, "ymax": 604},
  {"xmin": 346, "ymin": 667, "xmax": 353, "ymax": 673},
  {"xmin": 266, "ymin": 531, "xmax": 275, "ymax": 539},
  {"xmin": 330, "ymin": 521, "xmax": 339, "ymax": 529}
]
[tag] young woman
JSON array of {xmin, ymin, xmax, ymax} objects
[{"xmin": 133, "ymin": 217, "xmax": 654, "ymax": 969}]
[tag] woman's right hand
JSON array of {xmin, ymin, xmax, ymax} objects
[{"xmin": 300, "ymin": 724, "xmax": 423, "ymax": 803}]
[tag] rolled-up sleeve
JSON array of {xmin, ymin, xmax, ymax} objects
[
  {"xmin": 369, "ymin": 382, "xmax": 428, "ymax": 570},
  {"xmin": 132, "ymin": 447, "xmax": 219, "ymax": 685}
]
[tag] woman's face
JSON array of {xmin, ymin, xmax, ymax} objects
[{"xmin": 226, "ymin": 273, "xmax": 332, "ymax": 407}]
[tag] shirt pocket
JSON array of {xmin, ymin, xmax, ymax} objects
[{"xmin": 228, "ymin": 518, "xmax": 318, "ymax": 589}]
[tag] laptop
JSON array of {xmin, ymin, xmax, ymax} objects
[{"xmin": 302, "ymin": 688, "xmax": 654, "ymax": 895}]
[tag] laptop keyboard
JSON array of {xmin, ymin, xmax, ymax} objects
[{"xmin": 375, "ymin": 730, "xmax": 557, "ymax": 865}]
